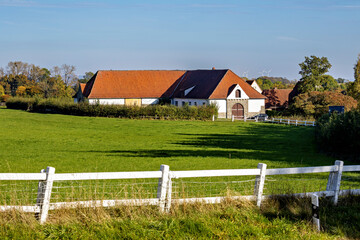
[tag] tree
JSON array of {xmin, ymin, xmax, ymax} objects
[
  {"xmin": 79, "ymin": 71, "xmax": 94, "ymax": 83},
  {"xmin": 0, "ymin": 85, "xmax": 4, "ymax": 95},
  {"xmin": 61, "ymin": 64, "xmax": 77, "ymax": 87},
  {"xmin": 347, "ymin": 54, "xmax": 360, "ymax": 101},
  {"xmin": 6, "ymin": 61, "xmax": 29, "ymax": 76},
  {"xmin": 290, "ymin": 91, "xmax": 357, "ymax": 118},
  {"xmin": 257, "ymin": 78, "xmax": 273, "ymax": 90},
  {"xmin": 298, "ymin": 56, "xmax": 333, "ymax": 93}
]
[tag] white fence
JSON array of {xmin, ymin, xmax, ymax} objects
[
  {"xmin": 266, "ymin": 118, "xmax": 316, "ymax": 126},
  {"xmin": 0, "ymin": 160, "xmax": 359, "ymax": 223}
]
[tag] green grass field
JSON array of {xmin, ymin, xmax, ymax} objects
[
  {"xmin": 0, "ymin": 108, "xmax": 359, "ymax": 239},
  {"xmin": 0, "ymin": 108, "xmax": 334, "ymax": 173}
]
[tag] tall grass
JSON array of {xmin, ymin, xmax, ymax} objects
[{"xmin": 0, "ymin": 196, "xmax": 359, "ymax": 239}]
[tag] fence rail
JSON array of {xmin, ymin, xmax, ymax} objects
[
  {"xmin": 266, "ymin": 118, "xmax": 316, "ymax": 127},
  {"xmin": 0, "ymin": 160, "xmax": 359, "ymax": 223}
]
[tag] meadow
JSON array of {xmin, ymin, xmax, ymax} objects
[{"xmin": 0, "ymin": 108, "xmax": 359, "ymax": 239}]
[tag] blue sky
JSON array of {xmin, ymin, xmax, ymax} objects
[{"xmin": 1, "ymin": 0, "xmax": 360, "ymax": 80}]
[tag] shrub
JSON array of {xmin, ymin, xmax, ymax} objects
[
  {"xmin": 0, "ymin": 94, "xmax": 11, "ymax": 103},
  {"xmin": 6, "ymin": 97, "xmax": 218, "ymax": 120},
  {"xmin": 316, "ymin": 110, "xmax": 360, "ymax": 162},
  {"xmin": 290, "ymin": 91, "xmax": 357, "ymax": 118}
]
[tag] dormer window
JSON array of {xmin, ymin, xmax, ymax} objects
[{"xmin": 235, "ymin": 89, "xmax": 241, "ymax": 98}]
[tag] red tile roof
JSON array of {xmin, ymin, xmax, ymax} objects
[
  {"xmin": 210, "ymin": 70, "xmax": 266, "ymax": 99},
  {"xmin": 83, "ymin": 69, "xmax": 266, "ymax": 100},
  {"xmin": 262, "ymin": 88, "xmax": 293, "ymax": 109},
  {"xmin": 83, "ymin": 70, "xmax": 185, "ymax": 98},
  {"xmin": 80, "ymin": 83, "xmax": 86, "ymax": 93}
]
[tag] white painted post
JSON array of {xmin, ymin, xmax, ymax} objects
[
  {"xmin": 157, "ymin": 164, "xmax": 170, "ymax": 212},
  {"xmin": 295, "ymin": 120, "xmax": 298, "ymax": 126},
  {"xmin": 165, "ymin": 173, "xmax": 172, "ymax": 213},
  {"xmin": 231, "ymin": 115, "xmax": 234, "ymax": 122},
  {"xmin": 244, "ymin": 116, "xmax": 247, "ymax": 122},
  {"xmin": 312, "ymin": 194, "xmax": 320, "ymax": 231},
  {"xmin": 254, "ymin": 163, "xmax": 267, "ymax": 207},
  {"xmin": 212, "ymin": 115, "xmax": 215, "ymax": 121},
  {"xmin": 287, "ymin": 119, "xmax": 290, "ymax": 125},
  {"xmin": 326, "ymin": 160, "xmax": 344, "ymax": 205},
  {"xmin": 312, "ymin": 121, "xmax": 315, "ymax": 127},
  {"xmin": 255, "ymin": 117, "xmax": 258, "ymax": 122},
  {"xmin": 272, "ymin": 117, "xmax": 274, "ymax": 122},
  {"xmin": 39, "ymin": 167, "xmax": 55, "ymax": 224},
  {"xmin": 305, "ymin": 120, "xmax": 307, "ymax": 126}
]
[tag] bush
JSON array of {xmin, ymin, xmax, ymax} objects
[
  {"xmin": 316, "ymin": 110, "xmax": 360, "ymax": 162},
  {"xmin": 6, "ymin": 97, "xmax": 218, "ymax": 120},
  {"xmin": 0, "ymin": 94, "xmax": 11, "ymax": 103},
  {"xmin": 290, "ymin": 91, "xmax": 357, "ymax": 119}
]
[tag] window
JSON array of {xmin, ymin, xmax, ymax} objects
[
  {"xmin": 182, "ymin": 101, "xmax": 185, "ymax": 106},
  {"xmin": 194, "ymin": 102, "xmax": 197, "ymax": 106},
  {"xmin": 235, "ymin": 89, "xmax": 241, "ymax": 98},
  {"xmin": 189, "ymin": 102, "xmax": 192, "ymax": 106},
  {"xmin": 175, "ymin": 101, "xmax": 178, "ymax": 106},
  {"xmin": 203, "ymin": 102, "xmax": 206, "ymax": 106}
]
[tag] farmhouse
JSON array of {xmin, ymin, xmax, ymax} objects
[{"xmin": 76, "ymin": 69, "xmax": 266, "ymax": 119}]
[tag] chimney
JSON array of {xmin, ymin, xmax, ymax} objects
[{"xmin": 212, "ymin": 67, "xmax": 215, "ymax": 70}]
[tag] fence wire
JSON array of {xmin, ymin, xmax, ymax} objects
[
  {"xmin": 0, "ymin": 171, "xmax": 359, "ymax": 208},
  {"xmin": 50, "ymin": 179, "xmax": 159, "ymax": 203},
  {"xmin": 172, "ymin": 176, "xmax": 256, "ymax": 199},
  {"xmin": 0, "ymin": 180, "xmax": 39, "ymax": 206}
]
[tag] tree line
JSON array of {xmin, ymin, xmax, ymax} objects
[{"xmin": 0, "ymin": 61, "xmax": 94, "ymax": 101}]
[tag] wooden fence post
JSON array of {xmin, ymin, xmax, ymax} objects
[
  {"xmin": 295, "ymin": 120, "xmax": 298, "ymax": 126},
  {"xmin": 312, "ymin": 194, "xmax": 320, "ymax": 231},
  {"xmin": 37, "ymin": 167, "xmax": 55, "ymax": 224},
  {"xmin": 326, "ymin": 160, "xmax": 344, "ymax": 205},
  {"xmin": 157, "ymin": 164, "xmax": 170, "ymax": 212},
  {"xmin": 254, "ymin": 163, "xmax": 267, "ymax": 207}
]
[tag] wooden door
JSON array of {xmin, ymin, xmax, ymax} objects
[{"xmin": 232, "ymin": 103, "xmax": 244, "ymax": 119}]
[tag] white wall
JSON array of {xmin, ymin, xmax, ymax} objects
[
  {"xmin": 172, "ymin": 98, "xmax": 209, "ymax": 107},
  {"xmin": 227, "ymin": 85, "xmax": 249, "ymax": 99},
  {"xmin": 89, "ymin": 98, "xmax": 125, "ymax": 105},
  {"xmin": 209, "ymin": 100, "xmax": 227, "ymax": 114},
  {"xmin": 248, "ymin": 99, "xmax": 265, "ymax": 112},
  {"xmin": 251, "ymin": 82, "xmax": 262, "ymax": 94},
  {"xmin": 141, "ymin": 98, "xmax": 159, "ymax": 105}
]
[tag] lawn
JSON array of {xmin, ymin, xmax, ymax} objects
[
  {"xmin": 1, "ymin": 108, "xmax": 360, "ymax": 239},
  {"xmin": 0, "ymin": 108, "xmax": 335, "ymax": 173}
]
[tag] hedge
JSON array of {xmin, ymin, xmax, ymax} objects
[
  {"xmin": 316, "ymin": 110, "xmax": 360, "ymax": 162},
  {"xmin": 6, "ymin": 97, "xmax": 218, "ymax": 120}
]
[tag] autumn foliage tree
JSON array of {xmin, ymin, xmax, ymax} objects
[{"xmin": 290, "ymin": 91, "xmax": 357, "ymax": 118}]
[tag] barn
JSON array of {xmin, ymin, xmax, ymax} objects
[{"xmin": 75, "ymin": 69, "xmax": 266, "ymax": 119}]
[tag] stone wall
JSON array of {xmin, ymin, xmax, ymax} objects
[{"xmin": 226, "ymin": 99, "xmax": 249, "ymax": 119}]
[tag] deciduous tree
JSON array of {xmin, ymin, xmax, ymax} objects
[
  {"xmin": 298, "ymin": 56, "xmax": 336, "ymax": 93},
  {"xmin": 347, "ymin": 54, "xmax": 360, "ymax": 101}
]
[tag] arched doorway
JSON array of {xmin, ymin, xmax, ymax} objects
[{"xmin": 232, "ymin": 103, "xmax": 244, "ymax": 119}]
